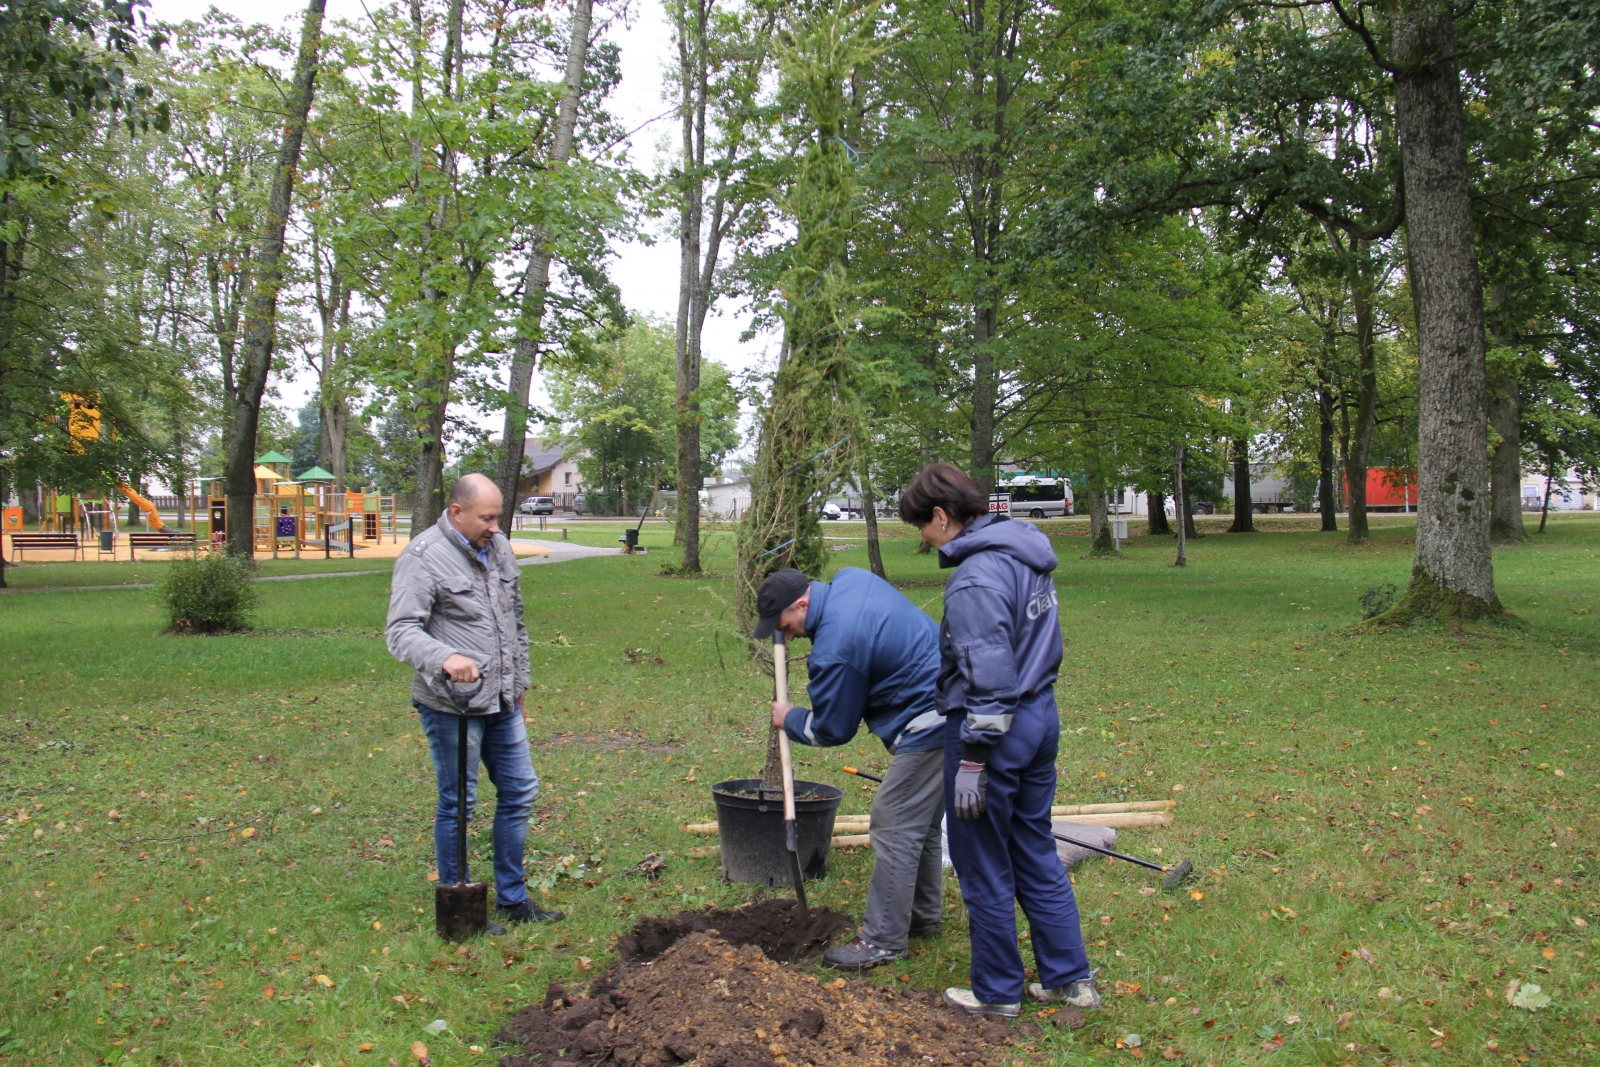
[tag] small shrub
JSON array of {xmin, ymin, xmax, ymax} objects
[
  {"xmin": 1359, "ymin": 582, "xmax": 1398, "ymax": 620},
  {"xmin": 157, "ymin": 550, "xmax": 258, "ymax": 634}
]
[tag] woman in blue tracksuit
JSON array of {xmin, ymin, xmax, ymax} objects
[{"xmin": 900, "ymin": 463, "xmax": 1099, "ymax": 1018}]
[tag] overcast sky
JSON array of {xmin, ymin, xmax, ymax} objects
[{"xmin": 149, "ymin": 0, "xmax": 779, "ymax": 434}]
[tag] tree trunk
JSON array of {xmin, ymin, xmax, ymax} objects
[
  {"xmin": 222, "ymin": 0, "xmax": 325, "ymax": 560},
  {"xmin": 1387, "ymin": 0, "xmax": 1499, "ymax": 619},
  {"xmin": 1317, "ymin": 369, "xmax": 1339, "ymax": 531},
  {"xmin": 1177, "ymin": 449, "xmax": 1198, "ymax": 539},
  {"xmin": 1342, "ymin": 243, "xmax": 1379, "ymax": 545},
  {"xmin": 317, "ymin": 265, "xmax": 352, "ymax": 490},
  {"xmin": 671, "ymin": 0, "xmax": 710, "ymax": 571},
  {"xmin": 1487, "ymin": 284, "xmax": 1527, "ymax": 543},
  {"xmin": 1172, "ymin": 444, "xmax": 1187, "ymax": 567},
  {"xmin": 412, "ymin": 388, "xmax": 450, "ymax": 532},
  {"xmin": 1146, "ymin": 489, "xmax": 1170, "ymax": 536},
  {"xmin": 859, "ymin": 461, "xmax": 886, "ymax": 579},
  {"xmin": 1538, "ymin": 464, "xmax": 1553, "ymax": 533},
  {"xmin": 495, "ymin": 0, "xmax": 594, "ymax": 531},
  {"xmin": 969, "ymin": 302, "xmax": 998, "ymax": 496},
  {"xmin": 1228, "ymin": 438, "xmax": 1254, "ymax": 532},
  {"xmin": 1087, "ymin": 473, "xmax": 1114, "ymax": 556}
]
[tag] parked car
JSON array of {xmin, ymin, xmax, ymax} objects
[
  {"xmin": 519, "ymin": 496, "xmax": 555, "ymax": 515},
  {"xmin": 572, "ymin": 493, "xmax": 588, "ymax": 516}
]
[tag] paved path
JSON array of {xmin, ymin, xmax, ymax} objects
[{"xmin": 514, "ymin": 539, "xmax": 624, "ymax": 565}]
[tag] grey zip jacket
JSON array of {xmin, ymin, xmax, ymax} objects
[{"xmin": 385, "ymin": 511, "xmax": 529, "ymax": 715}]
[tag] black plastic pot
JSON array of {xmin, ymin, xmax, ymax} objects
[{"xmin": 710, "ymin": 778, "xmax": 844, "ymax": 887}]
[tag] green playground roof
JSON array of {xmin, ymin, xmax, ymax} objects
[
  {"xmin": 255, "ymin": 450, "xmax": 292, "ymax": 464},
  {"xmin": 295, "ymin": 466, "xmax": 335, "ymax": 481}
]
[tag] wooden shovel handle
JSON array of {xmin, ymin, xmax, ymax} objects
[{"xmin": 773, "ymin": 635, "xmax": 797, "ymax": 825}]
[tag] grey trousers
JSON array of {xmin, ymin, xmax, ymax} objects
[{"xmin": 859, "ymin": 747, "xmax": 946, "ymax": 952}]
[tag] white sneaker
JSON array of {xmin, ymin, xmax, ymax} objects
[
  {"xmin": 942, "ymin": 987, "xmax": 1021, "ymax": 1018},
  {"xmin": 1027, "ymin": 977, "xmax": 1101, "ymax": 1009}
]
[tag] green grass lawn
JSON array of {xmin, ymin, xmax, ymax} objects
[{"xmin": 2, "ymin": 515, "xmax": 1596, "ymax": 1066}]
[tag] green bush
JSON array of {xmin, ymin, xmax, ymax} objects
[{"xmin": 156, "ymin": 551, "xmax": 258, "ymax": 634}]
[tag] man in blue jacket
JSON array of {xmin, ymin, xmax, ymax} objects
[{"xmin": 754, "ymin": 566, "xmax": 946, "ymax": 971}]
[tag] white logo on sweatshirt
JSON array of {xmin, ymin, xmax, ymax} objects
[{"xmin": 1026, "ymin": 583, "xmax": 1058, "ymax": 620}]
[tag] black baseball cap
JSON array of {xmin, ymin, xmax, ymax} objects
[{"xmin": 751, "ymin": 568, "xmax": 811, "ymax": 640}]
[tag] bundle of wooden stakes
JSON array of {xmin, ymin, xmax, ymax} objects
[{"xmin": 682, "ymin": 799, "xmax": 1175, "ymax": 856}]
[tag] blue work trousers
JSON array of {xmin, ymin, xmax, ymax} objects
[
  {"xmin": 415, "ymin": 699, "xmax": 539, "ymax": 907},
  {"xmin": 944, "ymin": 701, "xmax": 1092, "ymax": 1004}
]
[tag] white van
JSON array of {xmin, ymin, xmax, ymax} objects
[{"xmin": 1001, "ymin": 477, "xmax": 1072, "ymax": 519}]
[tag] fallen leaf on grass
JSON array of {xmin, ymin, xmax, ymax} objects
[
  {"xmin": 1188, "ymin": 889, "xmax": 1204, "ymax": 901},
  {"xmin": 314, "ymin": 974, "xmax": 334, "ymax": 988},
  {"xmin": 1541, "ymin": 947, "xmax": 1555, "ymax": 960},
  {"xmin": 240, "ymin": 827, "xmax": 256, "ymax": 839},
  {"xmin": 358, "ymin": 1042, "xmax": 375, "ymax": 1052},
  {"xmin": 1508, "ymin": 981, "xmax": 1551, "ymax": 1011},
  {"xmin": 1574, "ymin": 916, "xmax": 1590, "ymax": 928},
  {"xmin": 1284, "ymin": 1014, "xmax": 1300, "ymax": 1025},
  {"xmin": 411, "ymin": 1040, "xmax": 430, "ymax": 1063},
  {"xmin": 1356, "ymin": 946, "xmax": 1375, "ymax": 964},
  {"xmin": 424, "ymin": 1019, "xmax": 448, "ymax": 1035},
  {"xmin": 1114, "ymin": 981, "xmax": 1143, "ymax": 996},
  {"xmin": 1335, "ymin": 1012, "xmax": 1353, "ymax": 1031},
  {"xmin": 1161, "ymin": 1049, "xmax": 1182, "ymax": 1061},
  {"xmin": 263, "ymin": 985, "xmax": 275, "ymax": 999},
  {"xmin": 1115, "ymin": 1033, "xmax": 1142, "ymax": 1049},
  {"xmin": 576, "ymin": 956, "xmax": 593, "ymax": 970}
]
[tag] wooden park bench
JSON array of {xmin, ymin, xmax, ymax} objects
[
  {"xmin": 9, "ymin": 532, "xmax": 82, "ymax": 560},
  {"xmin": 127, "ymin": 531, "xmax": 197, "ymax": 560}
]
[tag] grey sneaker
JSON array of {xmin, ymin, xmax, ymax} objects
[
  {"xmin": 942, "ymin": 988, "xmax": 1021, "ymax": 1018},
  {"xmin": 823, "ymin": 936, "xmax": 907, "ymax": 971},
  {"xmin": 1027, "ymin": 977, "xmax": 1101, "ymax": 1010}
]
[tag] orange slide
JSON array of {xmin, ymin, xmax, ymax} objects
[{"xmin": 116, "ymin": 484, "xmax": 168, "ymax": 532}]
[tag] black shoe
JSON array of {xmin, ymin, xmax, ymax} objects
[
  {"xmin": 498, "ymin": 900, "xmax": 565, "ymax": 924},
  {"xmin": 486, "ymin": 920, "xmax": 508, "ymax": 936},
  {"xmin": 909, "ymin": 921, "xmax": 942, "ymax": 939}
]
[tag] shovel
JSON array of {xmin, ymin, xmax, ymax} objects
[
  {"xmin": 772, "ymin": 634, "xmax": 810, "ymax": 922},
  {"xmin": 434, "ymin": 675, "xmax": 488, "ymax": 940}
]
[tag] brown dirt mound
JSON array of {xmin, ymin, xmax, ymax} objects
[
  {"xmin": 497, "ymin": 932, "xmax": 1032, "ymax": 1067},
  {"xmin": 615, "ymin": 900, "xmax": 853, "ymax": 964}
]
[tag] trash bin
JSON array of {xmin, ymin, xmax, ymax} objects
[
  {"xmin": 99, "ymin": 530, "xmax": 115, "ymax": 553},
  {"xmin": 623, "ymin": 528, "xmax": 639, "ymax": 551}
]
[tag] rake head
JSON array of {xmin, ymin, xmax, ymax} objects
[{"xmin": 1161, "ymin": 858, "xmax": 1195, "ymax": 890}]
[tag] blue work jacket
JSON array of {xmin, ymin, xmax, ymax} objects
[
  {"xmin": 781, "ymin": 567, "xmax": 946, "ymax": 754},
  {"xmin": 935, "ymin": 514, "xmax": 1063, "ymax": 760}
]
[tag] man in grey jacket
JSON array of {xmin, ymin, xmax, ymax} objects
[{"xmin": 385, "ymin": 474, "xmax": 562, "ymax": 926}]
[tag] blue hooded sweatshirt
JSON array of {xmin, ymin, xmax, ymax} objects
[
  {"xmin": 781, "ymin": 567, "xmax": 946, "ymax": 754},
  {"xmin": 935, "ymin": 514, "xmax": 1062, "ymax": 761}
]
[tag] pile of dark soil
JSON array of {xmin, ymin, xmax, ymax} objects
[
  {"xmin": 498, "ymin": 931, "xmax": 1028, "ymax": 1067},
  {"xmin": 616, "ymin": 900, "xmax": 853, "ymax": 964}
]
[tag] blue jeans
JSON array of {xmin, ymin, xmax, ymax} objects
[
  {"xmin": 415, "ymin": 699, "xmax": 539, "ymax": 907},
  {"xmin": 945, "ymin": 700, "xmax": 1092, "ymax": 1004}
]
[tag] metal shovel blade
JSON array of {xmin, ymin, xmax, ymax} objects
[
  {"xmin": 785, "ymin": 819, "xmax": 809, "ymax": 920},
  {"xmin": 436, "ymin": 881, "xmax": 488, "ymax": 941}
]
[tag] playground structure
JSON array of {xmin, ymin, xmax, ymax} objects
[
  {"xmin": 18, "ymin": 400, "xmax": 399, "ymax": 559},
  {"xmin": 196, "ymin": 456, "xmax": 400, "ymax": 558}
]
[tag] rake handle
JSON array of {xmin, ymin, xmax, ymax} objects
[{"xmin": 1052, "ymin": 830, "xmax": 1170, "ymax": 873}]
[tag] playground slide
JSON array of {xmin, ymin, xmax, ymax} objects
[{"xmin": 116, "ymin": 484, "xmax": 168, "ymax": 532}]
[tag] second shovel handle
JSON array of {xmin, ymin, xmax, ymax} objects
[{"xmin": 773, "ymin": 635, "xmax": 797, "ymax": 824}]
